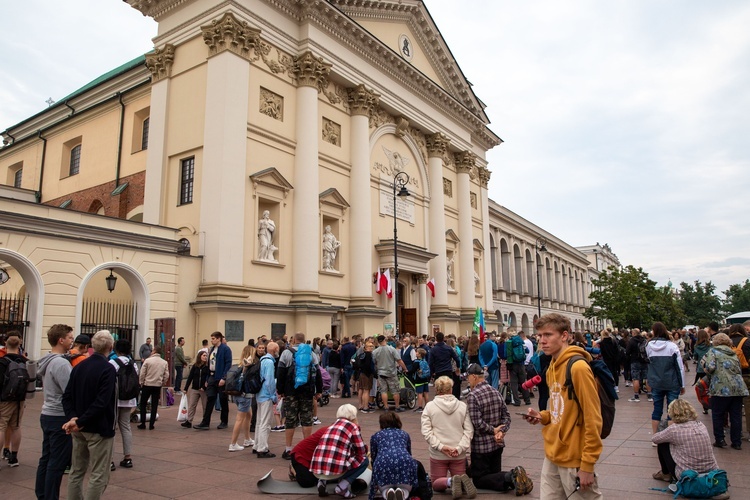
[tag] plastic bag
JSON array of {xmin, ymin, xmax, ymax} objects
[{"xmin": 177, "ymin": 393, "xmax": 188, "ymax": 422}]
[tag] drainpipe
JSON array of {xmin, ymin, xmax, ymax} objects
[
  {"xmin": 115, "ymin": 92, "xmax": 125, "ymax": 187},
  {"xmin": 4, "ymin": 131, "xmax": 15, "ymax": 146},
  {"xmin": 64, "ymin": 101, "xmax": 75, "ymax": 116},
  {"xmin": 36, "ymin": 131, "xmax": 47, "ymax": 203}
]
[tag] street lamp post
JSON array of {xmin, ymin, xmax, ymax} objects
[
  {"xmin": 636, "ymin": 295, "xmax": 642, "ymax": 330},
  {"xmin": 392, "ymin": 171, "xmax": 410, "ymax": 337},
  {"xmin": 535, "ymin": 237, "xmax": 548, "ymax": 319}
]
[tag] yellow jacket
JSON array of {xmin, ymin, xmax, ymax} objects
[{"xmin": 540, "ymin": 345, "xmax": 603, "ymax": 473}]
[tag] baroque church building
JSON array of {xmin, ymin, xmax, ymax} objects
[{"xmin": 0, "ymin": 0, "xmax": 602, "ymax": 359}]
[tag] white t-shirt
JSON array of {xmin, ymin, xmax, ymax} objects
[{"xmin": 109, "ymin": 355, "xmax": 139, "ymax": 407}]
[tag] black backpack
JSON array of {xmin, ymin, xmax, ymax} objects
[
  {"xmin": 225, "ymin": 364, "xmax": 245, "ymax": 396},
  {"xmin": 243, "ymin": 361, "xmax": 263, "ymax": 394},
  {"xmin": 113, "ymin": 358, "xmax": 140, "ymax": 400},
  {"xmin": 563, "ymin": 356, "xmax": 617, "ymax": 439},
  {"xmin": 0, "ymin": 357, "xmax": 31, "ymax": 402},
  {"xmin": 638, "ymin": 337, "xmax": 650, "ymax": 364}
]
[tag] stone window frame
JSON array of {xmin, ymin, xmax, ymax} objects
[
  {"xmin": 179, "ymin": 157, "xmax": 195, "ymax": 206},
  {"xmin": 66, "ymin": 139, "xmax": 82, "ymax": 177},
  {"xmin": 132, "ymin": 107, "xmax": 150, "ymax": 154}
]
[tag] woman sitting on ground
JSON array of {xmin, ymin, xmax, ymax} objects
[
  {"xmin": 370, "ymin": 411, "xmax": 419, "ymax": 500},
  {"xmin": 310, "ymin": 404, "xmax": 369, "ymax": 498},
  {"xmin": 420, "ymin": 376, "xmax": 475, "ymax": 499},
  {"xmin": 651, "ymin": 399, "xmax": 722, "ymax": 489}
]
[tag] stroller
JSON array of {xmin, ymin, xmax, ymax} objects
[
  {"xmin": 376, "ymin": 372, "xmax": 417, "ymax": 410},
  {"xmin": 318, "ymin": 365, "xmax": 332, "ymax": 407}
]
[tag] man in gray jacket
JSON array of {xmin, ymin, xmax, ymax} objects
[
  {"xmin": 138, "ymin": 337, "xmax": 153, "ymax": 365},
  {"xmin": 35, "ymin": 324, "xmax": 74, "ymax": 500}
]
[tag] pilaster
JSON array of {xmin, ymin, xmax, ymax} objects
[
  {"xmin": 416, "ymin": 273, "xmax": 429, "ymax": 339},
  {"xmin": 478, "ymin": 166, "xmax": 493, "ymax": 313}
]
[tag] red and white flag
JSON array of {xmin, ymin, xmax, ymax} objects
[
  {"xmin": 375, "ymin": 270, "xmax": 384, "ymax": 294},
  {"xmin": 383, "ymin": 268, "xmax": 393, "ymax": 298},
  {"xmin": 426, "ymin": 278, "xmax": 436, "ymax": 298}
]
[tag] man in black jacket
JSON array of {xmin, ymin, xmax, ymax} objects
[
  {"xmin": 62, "ymin": 330, "xmax": 117, "ymax": 500},
  {"xmin": 429, "ymin": 332, "xmax": 459, "ymax": 389}
]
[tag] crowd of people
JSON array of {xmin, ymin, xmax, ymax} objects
[{"xmin": 2, "ymin": 314, "xmax": 748, "ymax": 499}]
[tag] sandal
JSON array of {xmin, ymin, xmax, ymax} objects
[{"xmin": 334, "ymin": 485, "xmax": 356, "ymax": 498}]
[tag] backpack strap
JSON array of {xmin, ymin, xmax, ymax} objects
[{"xmin": 564, "ymin": 355, "xmax": 587, "ymax": 428}]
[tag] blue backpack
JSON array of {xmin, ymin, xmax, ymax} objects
[
  {"xmin": 294, "ymin": 344, "xmax": 313, "ymax": 389},
  {"xmin": 673, "ymin": 469, "xmax": 728, "ymax": 499},
  {"xmin": 417, "ymin": 359, "xmax": 431, "ymax": 381},
  {"xmin": 511, "ymin": 336, "xmax": 526, "ymax": 363}
]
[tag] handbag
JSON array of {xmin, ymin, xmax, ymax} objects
[{"xmin": 177, "ymin": 393, "xmax": 188, "ymax": 422}]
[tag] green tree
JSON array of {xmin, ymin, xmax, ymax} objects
[
  {"xmin": 676, "ymin": 280, "xmax": 722, "ymax": 327},
  {"xmin": 585, "ymin": 265, "xmax": 660, "ymax": 328},
  {"xmin": 723, "ymin": 279, "xmax": 750, "ymax": 315}
]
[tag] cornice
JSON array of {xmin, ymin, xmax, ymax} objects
[
  {"xmin": 127, "ymin": 0, "xmax": 196, "ymax": 20},
  {"xmin": 260, "ymin": 0, "xmax": 500, "ymax": 149}
]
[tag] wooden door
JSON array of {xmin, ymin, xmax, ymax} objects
[{"xmin": 402, "ymin": 308, "xmax": 417, "ymax": 337}]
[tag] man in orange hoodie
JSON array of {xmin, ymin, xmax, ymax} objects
[{"xmin": 523, "ymin": 313, "xmax": 603, "ymax": 499}]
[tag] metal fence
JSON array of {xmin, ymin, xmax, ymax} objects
[
  {"xmin": 0, "ymin": 292, "xmax": 29, "ymax": 346},
  {"xmin": 80, "ymin": 299, "xmax": 138, "ymax": 354}
]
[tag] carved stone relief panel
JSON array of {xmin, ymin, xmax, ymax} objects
[
  {"xmin": 470, "ymin": 192, "xmax": 477, "ymax": 209},
  {"xmin": 443, "ymin": 178, "xmax": 452, "ymax": 198},
  {"xmin": 259, "ymin": 87, "xmax": 283, "ymax": 121},
  {"xmin": 322, "ymin": 118, "xmax": 341, "ymax": 146}
]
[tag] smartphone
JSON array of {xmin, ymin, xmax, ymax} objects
[{"xmin": 514, "ymin": 412, "xmax": 529, "ymax": 416}]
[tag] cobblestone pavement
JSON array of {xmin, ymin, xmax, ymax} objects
[{"xmin": 3, "ymin": 379, "xmax": 748, "ymax": 499}]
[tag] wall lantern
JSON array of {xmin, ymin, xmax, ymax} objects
[{"xmin": 105, "ymin": 269, "xmax": 117, "ymax": 293}]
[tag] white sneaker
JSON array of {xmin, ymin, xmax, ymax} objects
[
  {"xmin": 243, "ymin": 439, "xmax": 255, "ymax": 447},
  {"xmin": 615, "ymin": 386, "xmax": 619, "ymax": 393},
  {"xmin": 628, "ymin": 396, "xmax": 640, "ymax": 402},
  {"xmin": 228, "ymin": 443, "xmax": 245, "ymax": 452},
  {"xmin": 313, "ymin": 417, "xmax": 322, "ymax": 425}
]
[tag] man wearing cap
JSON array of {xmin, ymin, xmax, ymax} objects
[
  {"xmin": 69, "ymin": 335, "xmax": 91, "ymax": 367},
  {"xmin": 465, "ymin": 363, "xmax": 533, "ymax": 495}
]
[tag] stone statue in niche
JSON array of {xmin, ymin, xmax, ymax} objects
[
  {"xmin": 474, "ymin": 270, "xmax": 480, "ymax": 291},
  {"xmin": 257, "ymin": 210, "xmax": 277, "ymax": 261},
  {"xmin": 446, "ymin": 256, "xmax": 454, "ymax": 289},
  {"xmin": 321, "ymin": 225, "xmax": 341, "ymax": 271}
]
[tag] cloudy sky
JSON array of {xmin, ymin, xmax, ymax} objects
[{"xmin": 2, "ymin": 0, "xmax": 749, "ymax": 294}]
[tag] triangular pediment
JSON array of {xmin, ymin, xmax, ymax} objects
[
  {"xmin": 319, "ymin": 188, "xmax": 350, "ymax": 210},
  {"xmin": 473, "ymin": 238, "xmax": 485, "ymax": 251},
  {"xmin": 445, "ymin": 229, "xmax": 459, "ymax": 243},
  {"xmin": 331, "ymin": 0, "xmax": 487, "ymax": 122},
  {"xmin": 249, "ymin": 167, "xmax": 293, "ymax": 194}
]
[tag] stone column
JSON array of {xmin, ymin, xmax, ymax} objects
[
  {"xmin": 142, "ymin": 44, "xmax": 175, "ymax": 225},
  {"xmin": 198, "ymin": 15, "xmax": 257, "ymax": 284},
  {"xmin": 291, "ymin": 51, "xmax": 331, "ymax": 303},
  {"xmin": 478, "ymin": 166, "xmax": 494, "ymax": 314},
  {"xmin": 347, "ymin": 85, "xmax": 379, "ymax": 307},
  {"xmin": 416, "ymin": 274, "xmax": 429, "ymax": 339},
  {"xmin": 455, "ymin": 152, "xmax": 476, "ymax": 314},
  {"xmin": 426, "ymin": 133, "xmax": 450, "ymax": 313}
]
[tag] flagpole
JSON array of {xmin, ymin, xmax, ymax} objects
[{"xmin": 392, "ymin": 171, "xmax": 410, "ymax": 337}]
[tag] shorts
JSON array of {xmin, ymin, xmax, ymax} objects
[
  {"xmin": 284, "ymin": 395, "xmax": 314, "ymax": 429},
  {"xmin": 416, "ymin": 382, "xmax": 429, "ymax": 394},
  {"xmin": 359, "ymin": 374, "xmax": 373, "ymax": 391},
  {"xmin": 630, "ymin": 361, "xmax": 647, "ymax": 383},
  {"xmin": 379, "ymin": 374, "xmax": 400, "ymax": 395},
  {"xmin": 235, "ymin": 395, "xmax": 252, "ymax": 413},
  {"xmin": 0, "ymin": 401, "xmax": 25, "ymax": 431}
]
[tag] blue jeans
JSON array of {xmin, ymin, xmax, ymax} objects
[
  {"xmin": 650, "ymin": 388, "xmax": 681, "ymax": 422},
  {"xmin": 342, "ymin": 366, "xmax": 353, "ymax": 397},
  {"xmin": 35, "ymin": 414, "xmax": 72, "ymax": 500},
  {"xmin": 339, "ymin": 456, "xmax": 370, "ymax": 484},
  {"xmin": 487, "ymin": 365, "xmax": 499, "ymax": 390}
]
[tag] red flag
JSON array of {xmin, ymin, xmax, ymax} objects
[
  {"xmin": 426, "ymin": 278, "xmax": 435, "ymax": 298},
  {"xmin": 375, "ymin": 270, "xmax": 384, "ymax": 294}
]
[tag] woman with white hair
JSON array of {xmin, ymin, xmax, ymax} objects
[
  {"xmin": 421, "ymin": 376, "xmax": 475, "ymax": 498},
  {"xmin": 310, "ymin": 404, "xmax": 369, "ymax": 498}
]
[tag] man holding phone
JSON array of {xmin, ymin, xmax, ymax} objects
[{"xmin": 522, "ymin": 313, "xmax": 603, "ymax": 499}]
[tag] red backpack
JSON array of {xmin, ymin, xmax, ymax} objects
[{"xmin": 694, "ymin": 376, "xmax": 710, "ymax": 414}]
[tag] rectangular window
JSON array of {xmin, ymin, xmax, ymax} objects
[
  {"xmin": 179, "ymin": 157, "xmax": 194, "ymax": 205},
  {"xmin": 69, "ymin": 144, "xmax": 81, "ymax": 176},
  {"xmin": 13, "ymin": 168, "xmax": 22, "ymax": 188},
  {"xmin": 141, "ymin": 117, "xmax": 150, "ymax": 150}
]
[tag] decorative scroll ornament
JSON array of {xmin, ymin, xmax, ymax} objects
[
  {"xmin": 145, "ymin": 44, "xmax": 175, "ymax": 82},
  {"xmin": 201, "ymin": 12, "xmax": 260, "ymax": 60},
  {"xmin": 293, "ymin": 51, "xmax": 331, "ymax": 89},
  {"xmin": 347, "ymin": 84, "xmax": 380, "ymax": 117}
]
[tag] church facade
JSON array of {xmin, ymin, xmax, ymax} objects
[{"xmin": 0, "ymin": 0, "xmax": 511, "ymax": 357}]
